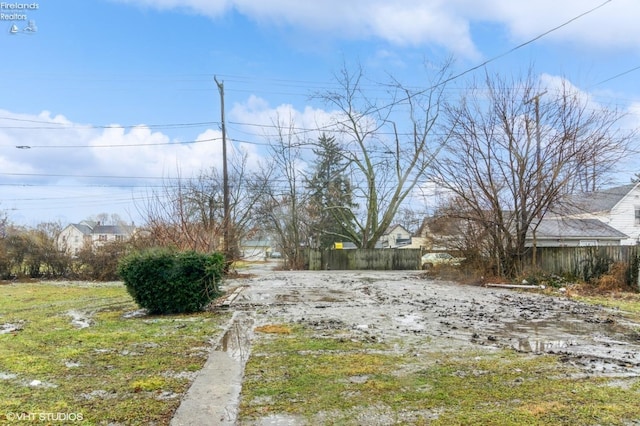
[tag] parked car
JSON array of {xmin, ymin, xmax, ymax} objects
[
  {"xmin": 270, "ymin": 251, "xmax": 282, "ymax": 259},
  {"xmin": 421, "ymin": 252, "xmax": 464, "ymax": 269}
]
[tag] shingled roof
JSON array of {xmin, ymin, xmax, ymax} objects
[
  {"xmin": 529, "ymin": 217, "xmax": 628, "ymax": 240},
  {"xmin": 565, "ymin": 183, "xmax": 638, "ymax": 214}
]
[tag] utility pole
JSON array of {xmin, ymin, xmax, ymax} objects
[
  {"xmin": 525, "ymin": 91, "xmax": 547, "ymax": 206},
  {"xmin": 214, "ymin": 76, "xmax": 230, "ymax": 262},
  {"xmin": 525, "ymin": 90, "xmax": 547, "ymax": 270}
]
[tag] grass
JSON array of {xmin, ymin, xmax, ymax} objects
[
  {"xmin": 572, "ymin": 292, "xmax": 640, "ymax": 322},
  {"xmin": 239, "ymin": 324, "xmax": 640, "ymax": 425},
  {"xmin": 0, "ymin": 281, "xmax": 231, "ymax": 425}
]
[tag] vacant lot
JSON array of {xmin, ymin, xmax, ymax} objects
[
  {"xmin": 2, "ymin": 268, "xmax": 640, "ymax": 425},
  {"xmin": 228, "ymin": 267, "xmax": 640, "ymax": 425}
]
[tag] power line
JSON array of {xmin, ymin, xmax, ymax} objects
[
  {"xmin": 591, "ymin": 65, "xmax": 640, "ymax": 87},
  {"xmin": 10, "ymin": 137, "xmax": 220, "ymax": 149}
]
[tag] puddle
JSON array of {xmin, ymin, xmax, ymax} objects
[
  {"xmin": 217, "ymin": 311, "xmax": 255, "ymax": 364},
  {"xmin": 171, "ymin": 311, "xmax": 255, "ymax": 426},
  {"xmin": 513, "ymin": 338, "xmax": 577, "ymax": 353},
  {"xmin": 276, "ymin": 289, "xmax": 347, "ymax": 304},
  {"xmin": 122, "ymin": 309, "xmax": 147, "ymax": 319},
  {"xmin": 0, "ymin": 372, "xmax": 17, "ymax": 380},
  {"xmin": 67, "ymin": 310, "xmax": 93, "ymax": 329},
  {"xmin": 1, "ymin": 321, "xmax": 24, "ymax": 334},
  {"xmin": 395, "ymin": 313, "xmax": 425, "ymax": 331},
  {"xmin": 494, "ymin": 316, "xmax": 637, "ymax": 353}
]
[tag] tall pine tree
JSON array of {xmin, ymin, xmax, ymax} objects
[{"xmin": 305, "ymin": 134, "xmax": 358, "ymax": 249}]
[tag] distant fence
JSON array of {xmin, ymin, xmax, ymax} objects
[
  {"xmin": 306, "ymin": 248, "xmax": 421, "ymax": 271},
  {"xmin": 525, "ymin": 246, "xmax": 639, "ymax": 283}
]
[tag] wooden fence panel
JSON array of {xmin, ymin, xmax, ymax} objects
[
  {"xmin": 526, "ymin": 246, "xmax": 639, "ymax": 282},
  {"xmin": 306, "ymin": 249, "xmax": 421, "ymax": 271}
]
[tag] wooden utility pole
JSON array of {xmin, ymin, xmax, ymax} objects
[
  {"xmin": 525, "ymin": 91, "xmax": 547, "ymax": 270},
  {"xmin": 214, "ymin": 76, "xmax": 230, "ymax": 260}
]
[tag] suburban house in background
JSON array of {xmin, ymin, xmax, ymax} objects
[
  {"xmin": 57, "ymin": 221, "xmax": 136, "ymax": 254},
  {"xmin": 240, "ymin": 239, "xmax": 273, "ymax": 261},
  {"xmin": 552, "ymin": 182, "xmax": 640, "ymax": 246},
  {"xmin": 379, "ymin": 224, "xmax": 412, "ymax": 248},
  {"xmin": 418, "ymin": 183, "xmax": 640, "ymax": 250},
  {"xmin": 526, "ymin": 217, "xmax": 628, "ymax": 247}
]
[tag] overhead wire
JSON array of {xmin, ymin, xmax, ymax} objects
[{"xmin": 1, "ymin": 0, "xmax": 633, "ymax": 218}]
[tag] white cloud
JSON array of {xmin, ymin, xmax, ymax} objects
[
  {"xmin": 0, "ymin": 110, "xmax": 231, "ymax": 224},
  {"xmin": 230, "ymin": 95, "xmax": 337, "ymax": 147},
  {"xmin": 113, "ymin": 0, "xmax": 640, "ymax": 59},
  {"xmin": 469, "ymin": 0, "xmax": 640, "ymax": 50}
]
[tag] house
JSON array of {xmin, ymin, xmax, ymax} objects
[
  {"xmin": 240, "ymin": 240, "xmax": 272, "ymax": 261},
  {"xmin": 379, "ymin": 224, "xmax": 412, "ymax": 248},
  {"xmin": 526, "ymin": 217, "xmax": 628, "ymax": 247},
  {"xmin": 417, "ymin": 216, "xmax": 472, "ymax": 251},
  {"xmin": 57, "ymin": 221, "xmax": 135, "ymax": 254},
  {"xmin": 555, "ymin": 183, "xmax": 640, "ymax": 245}
]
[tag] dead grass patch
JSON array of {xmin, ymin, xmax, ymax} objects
[{"xmin": 255, "ymin": 324, "xmax": 292, "ymax": 334}]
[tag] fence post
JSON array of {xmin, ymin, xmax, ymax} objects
[{"xmin": 637, "ymin": 255, "xmax": 640, "ymax": 291}]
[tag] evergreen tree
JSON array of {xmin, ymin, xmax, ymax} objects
[{"xmin": 306, "ymin": 134, "xmax": 358, "ymax": 248}]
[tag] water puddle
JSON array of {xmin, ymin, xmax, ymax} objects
[
  {"xmin": 67, "ymin": 310, "xmax": 93, "ymax": 329},
  {"xmin": 217, "ymin": 311, "xmax": 254, "ymax": 363},
  {"xmin": 497, "ymin": 316, "xmax": 636, "ymax": 352},
  {"xmin": 1, "ymin": 321, "xmax": 24, "ymax": 334},
  {"xmin": 484, "ymin": 315, "xmax": 640, "ymax": 374},
  {"xmin": 171, "ymin": 310, "xmax": 255, "ymax": 426}
]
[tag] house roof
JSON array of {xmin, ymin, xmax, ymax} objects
[
  {"xmin": 241, "ymin": 240, "xmax": 271, "ymax": 248},
  {"xmin": 66, "ymin": 223, "xmax": 134, "ymax": 236},
  {"xmin": 71, "ymin": 223, "xmax": 94, "ymax": 235},
  {"xmin": 564, "ymin": 183, "xmax": 638, "ymax": 214},
  {"xmin": 93, "ymin": 225, "xmax": 134, "ymax": 235},
  {"xmin": 529, "ymin": 218, "xmax": 628, "ymax": 240},
  {"xmin": 382, "ymin": 224, "xmax": 410, "ymax": 235}
]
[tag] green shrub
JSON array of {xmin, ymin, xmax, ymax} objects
[{"xmin": 117, "ymin": 248, "xmax": 224, "ymax": 314}]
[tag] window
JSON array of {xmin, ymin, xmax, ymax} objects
[
  {"xmin": 98, "ymin": 235, "xmax": 107, "ymax": 242},
  {"xmin": 636, "ymin": 207, "xmax": 640, "ymax": 226}
]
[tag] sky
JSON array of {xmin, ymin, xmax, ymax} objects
[{"xmin": 1, "ymin": 0, "xmax": 639, "ymax": 227}]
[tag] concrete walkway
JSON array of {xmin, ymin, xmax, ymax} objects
[{"xmin": 170, "ymin": 310, "xmax": 254, "ymax": 426}]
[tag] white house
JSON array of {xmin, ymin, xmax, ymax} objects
[
  {"xmin": 57, "ymin": 221, "xmax": 136, "ymax": 254},
  {"xmin": 555, "ymin": 183, "xmax": 640, "ymax": 245},
  {"xmin": 240, "ymin": 239, "xmax": 272, "ymax": 261},
  {"xmin": 379, "ymin": 224, "xmax": 412, "ymax": 248}
]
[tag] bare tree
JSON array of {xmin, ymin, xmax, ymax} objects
[
  {"xmin": 317, "ymin": 62, "xmax": 451, "ymax": 248},
  {"xmin": 252, "ymin": 115, "xmax": 311, "ymax": 269},
  {"xmin": 431, "ymin": 70, "xmax": 632, "ymax": 277},
  {"xmin": 137, "ymin": 149, "xmax": 264, "ymax": 260}
]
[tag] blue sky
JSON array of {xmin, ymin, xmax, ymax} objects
[{"xmin": 1, "ymin": 0, "xmax": 639, "ymax": 226}]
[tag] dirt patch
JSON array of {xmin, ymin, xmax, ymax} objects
[{"xmin": 228, "ymin": 268, "xmax": 640, "ymax": 375}]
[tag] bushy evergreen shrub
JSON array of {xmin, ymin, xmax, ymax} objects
[{"xmin": 117, "ymin": 248, "xmax": 224, "ymax": 314}]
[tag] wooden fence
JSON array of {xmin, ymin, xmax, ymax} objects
[
  {"xmin": 305, "ymin": 246, "xmax": 639, "ymax": 288},
  {"xmin": 525, "ymin": 245, "xmax": 639, "ymax": 283},
  {"xmin": 306, "ymin": 248, "xmax": 421, "ymax": 271}
]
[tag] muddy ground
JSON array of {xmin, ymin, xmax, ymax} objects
[
  {"xmin": 181, "ymin": 262, "xmax": 640, "ymax": 424},
  {"xmin": 230, "ymin": 264, "xmax": 640, "ymax": 373}
]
